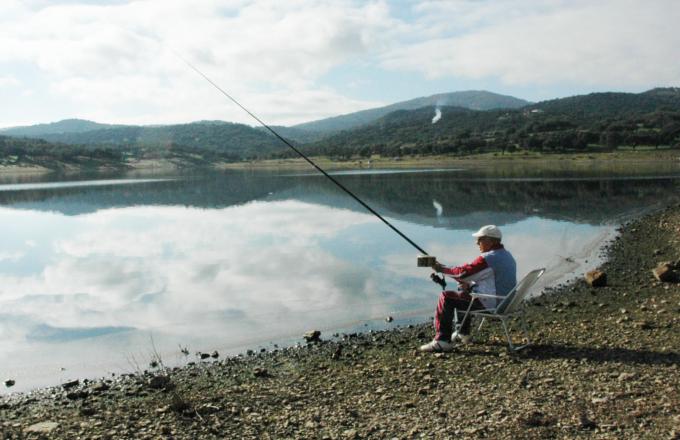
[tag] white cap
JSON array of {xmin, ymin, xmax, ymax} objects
[{"xmin": 472, "ymin": 225, "xmax": 502, "ymax": 240}]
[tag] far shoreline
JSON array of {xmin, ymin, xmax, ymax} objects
[{"xmin": 0, "ymin": 149, "xmax": 679, "ymax": 178}]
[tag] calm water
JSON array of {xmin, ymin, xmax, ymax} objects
[{"xmin": 1, "ymin": 165, "xmax": 680, "ymax": 393}]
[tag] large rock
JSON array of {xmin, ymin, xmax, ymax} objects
[
  {"xmin": 148, "ymin": 375, "xmax": 172, "ymax": 390},
  {"xmin": 62, "ymin": 379, "xmax": 79, "ymax": 390},
  {"xmin": 303, "ymin": 330, "xmax": 321, "ymax": 342},
  {"xmin": 585, "ymin": 270, "xmax": 607, "ymax": 287},
  {"xmin": 652, "ymin": 262, "xmax": 677, "ymax": 282},
  {"xmin": 25, "ymin": 422, "xmax": 59, "ymax": 434}
]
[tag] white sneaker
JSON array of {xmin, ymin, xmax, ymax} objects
[
  {"xmin": 452, "ymin": 332, "xmax": 472, "ymax": 345},
  {"xmin": 419, "ymin": 340, "xmax": 454, "ymax": 353}
]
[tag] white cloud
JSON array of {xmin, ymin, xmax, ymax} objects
[
  {"xmin": 0, "ymin": 75, "xmax": 20, "ymax": 88},
  {"xmin": 0, "ymin": 201, "xmax": 378, "ymax": 332},
  {"xmin": 0, "ymin": 0, "xmax": 394, "ymax": 125},
  {"xmin": 384, "ymin": 0, "xmax": 680, "ymax": 88},
  {"xmin": 1, "ymin": 0, "xmax": 677, "ymax": 126}
]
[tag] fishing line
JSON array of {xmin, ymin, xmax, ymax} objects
[{"xmin": 175, "ymin": 53, "xmax": 429, "ymax": 255}]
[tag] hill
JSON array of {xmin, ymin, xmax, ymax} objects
[
  {"xmin": 529, "ymin": 87, "xmax": 680, "ymax": 120},
  {"xmin": 291, "ymin": 89, "xmax": 680, "ymax": 159},
  {"xmin": 10, "ymin": 121, "xmax": 286, "ymax": 159},
  {"xmin": 291, "ymin": 90, "xmax": 530, "ymax": 134},
  {"xmin": 0, "ymin": 119, "xmax": 121, "ymax": 137},
  {"xmin": 3, "ymin": 88, "xmax": 680, "ymax": 166}
]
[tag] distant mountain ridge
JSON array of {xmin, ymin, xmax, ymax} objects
[
  {"xmin": 2, "ymin": 88, "xmax": 679, "ymax": 164},
  {"xmin": 291, "ymin": 90, "xmax": 530, "ymax": 133},
  {"xmin": 3, "ymin": 120, "xmax": 284, "ymax": 158},
  {"xmin": 1, "ymin": 118, "xmax": 122, "ymax": 137},
  {"xmin": 529, "ymin": 87, "xmax": 680, "ymax": 119}
]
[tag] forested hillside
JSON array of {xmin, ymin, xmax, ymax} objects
[
  {"xmin": 285, "ymin": 88, "xmax": 680, "ymax": 159},
  {"xmin": 2, "ymin": 88, "xmax": 680, "ymax": 170},
  {"xmin": 292, "ymin": 90, "xmax": 530, "ymax": 133},
  {"xmin": 1, "ymin": 119, "xmax": 120, "ymax": 137},
  {"xmin": 0, "ymin": 134, "xmax": 239, "ymax": 170},
  {"xmin": 14, "ymin": 121, "xmax": 285, "ymax": 158}
]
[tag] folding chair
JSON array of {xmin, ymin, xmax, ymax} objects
[{"xmin": 458, "ymin": 268, "xmax": 546, "ymax": 351}]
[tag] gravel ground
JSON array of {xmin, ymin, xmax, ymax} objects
[{"xmin": 2, "ymin": 204, "xmax": 679, "ymax": 439}]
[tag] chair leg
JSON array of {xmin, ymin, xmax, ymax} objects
[
  {"xmin": 501, "ymin": 319, "xmax": 515, "ymax": 351},
  {"xmin": 467, "ymin": 315, "xmax": 477, "ymax": 342},
  {"xmin": 501, "ymin": 315, "xmax": 530, "ymax": 352},
  {"xmin": 457, "ymin": 301, "xmax": 476, "ymax": 338},
  {"xmin": 520, "ymin": 312, "xmax": 531, "ymax": 347}
]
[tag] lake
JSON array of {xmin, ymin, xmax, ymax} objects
[{"xmin": 1, "ymin": 164, "xmax": 680, "ymax": 393}]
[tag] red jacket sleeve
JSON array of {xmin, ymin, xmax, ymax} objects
[{"xmin": 442, "ymin": 256, "xmax": 488, "ymax": 279}]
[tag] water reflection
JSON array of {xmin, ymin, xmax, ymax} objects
[{"xmin": 1, "ymin": 167, "xmax": 679, "ymax": 392}]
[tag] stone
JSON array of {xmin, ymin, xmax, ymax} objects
[
  {"xmin": 303, "ymin": 330, "xmax": 321, "ymax": 342},
  {"xmin": 80, "ymin": 407, "xmax": 96, "ymax": 416},
  {"xmin": 91, "ymin": 382, "xmax": 110, "ymax": 393},
  {"xmin": 653, "ymin": 262, "xmax": 677, "ymax": 282},
  {"xmin": 199, "ymin": 352, "xmax": 211, "ymax": 360},
  {"xmin": 253, "ymin": 367, "xmax": 269, "ymax": 378},
  {"xmin": 66, "ymin": 390, "xmax": 88, "ymax": 400},
  {"xmin": 148, "ymin": 375, "xmax": 171, "ymax": 389},
  {"xmin": 579, "ymin": 413, "xmax": 597, "ymax": 430},
  {"xmin": 211, "ymin": 350, "xmax": 219, "ymax": 359},
  {"xmin": 62, "ymin": 379, "xmax": 80, "ymax": 390},
  {"xmin": 25, "ymin": 422, "xmax": 59, "ymax": 434},
  {"xmin": 618, "ymin": 372, "xmax": 636, "ymax": 382},
  {"xmin": 585, "ymin": 270, "xmax": 607, "ymax": 287},
  {"xmin": 342, "ymin": 429, "xmax": 358, "ymax": 439},
  {"xmin": 385, "ymin": 316, "xmax": 394, "ymax": 323},
  {"xmin": 197, "ymin": 404, "xmax": 221, "ymax": 415},
  {"xmin": 4, "ymin": 379, "xmax": 15, "ymax": 388},
  {"xmin": 633, "ymin": 320, "xmax": 653, "ymax": 329}
]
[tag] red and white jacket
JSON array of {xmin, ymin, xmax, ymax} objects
[{"xmin": 441, "ymin": 244, "xmax": 517, "ymax": 309}]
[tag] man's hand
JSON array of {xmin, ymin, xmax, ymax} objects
[
  {"xmin": 458, "ymin": 280, "xmax": 472, "ymax": 293},
  {"xmin": 431, "ymin": 261, "xmax": 445, "ymax": 273}
]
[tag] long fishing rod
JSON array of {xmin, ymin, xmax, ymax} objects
[{"xmin": 177, "ymin": 55, "xmax": 429, "ymax": 256}]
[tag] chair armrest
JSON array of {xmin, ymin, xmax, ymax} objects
[{"xmin": 470, "ymin": 293, "xmax": 506, "ymax": 299}]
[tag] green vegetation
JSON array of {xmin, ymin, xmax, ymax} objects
[
  {"xmin": 0, "ymin": 134, "xmax": 241, "ymax": 171},
  {"xmin": 11, "ymin": 121, "xmax": 283, "ymax": 160},
  {"xmin": 281, "ymin": 88, "xmax": 680, "ymax": 160},
  {"xmin": 291, "ymin": 90, "xmax": 530, "ymax": 133},
  {"xmin": 1, "ymin": 88, "xmax": 680, "ymax": 171},
  {"xmin": 1, "ymin": 118, "xmax": 121, "ymax": 137}
]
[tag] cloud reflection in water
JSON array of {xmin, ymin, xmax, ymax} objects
[{"xmin": 0, "ymin": 200, "xmax": 607, "ymax": 391}]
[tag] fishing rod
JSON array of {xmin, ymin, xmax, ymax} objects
[{"xmin": 177, "ymin": 54, "xmax": 430, "ymax": 256}]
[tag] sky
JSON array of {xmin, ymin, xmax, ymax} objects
[{"xmin": 0, "ymin": 0, "xmax": 679, "ymax": 128}]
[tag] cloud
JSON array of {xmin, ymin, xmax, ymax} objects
[
  {"xmin": 0, "ymin": 250, "xmax": 25, "ymax": 261},
  {"xmin": 0, "ymin": 201, "xmax": 380, "ymax": 334},
  {"xmin": 1, "ymin": 0, "xmax": 677, "ymax": 126},
  {"xmin": 383, "ymin": 0, "xmax": 680, "ymax": 89},
  {"xmin": 0, "ymin": 75, "xmax": 20, "ymax": 88},
  {"xmin": 0, "ymin": 0, "xmax": 394, "ymax": 125}
]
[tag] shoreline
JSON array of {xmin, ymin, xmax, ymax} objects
[
  {"xmin": 0, "ymin": 222, "xmax": 616, "ymax": 396},
  {"xmin": 0, "ymin": 149, "xmax": 679, "ymax": 177},
  {"xmin": 2, "ymin": 205, "xmax": 679, "ymax": 438}
]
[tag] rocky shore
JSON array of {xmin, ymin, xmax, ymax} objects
[{"xmin": 2, "ymin": 205, "xmax": 679, "ymax": 439}]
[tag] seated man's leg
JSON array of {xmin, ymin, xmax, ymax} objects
[
  {"xmin": 434, "ymin": 290, "xmax": 473, "ymax": 341},
  {"xmin": 457, "ymin": 297, "xmax": 485, "ymax": 336}
]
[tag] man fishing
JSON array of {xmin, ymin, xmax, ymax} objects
[{"xmin": 420, "ymin": 225, "xmax": 517, "ymax": 353}]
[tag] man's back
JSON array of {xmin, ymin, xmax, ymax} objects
[{"xmin": 481, "ymin": 246, "xmax": 517, "ymax": 298}]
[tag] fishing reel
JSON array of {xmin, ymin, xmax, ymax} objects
[
  {"xmin": 430, "ymin": 272, "xmax": 447, "ymax": 290},
  {"xmin": 417, "ymin": 255, "xmax": 446, "ymax": 289}
]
